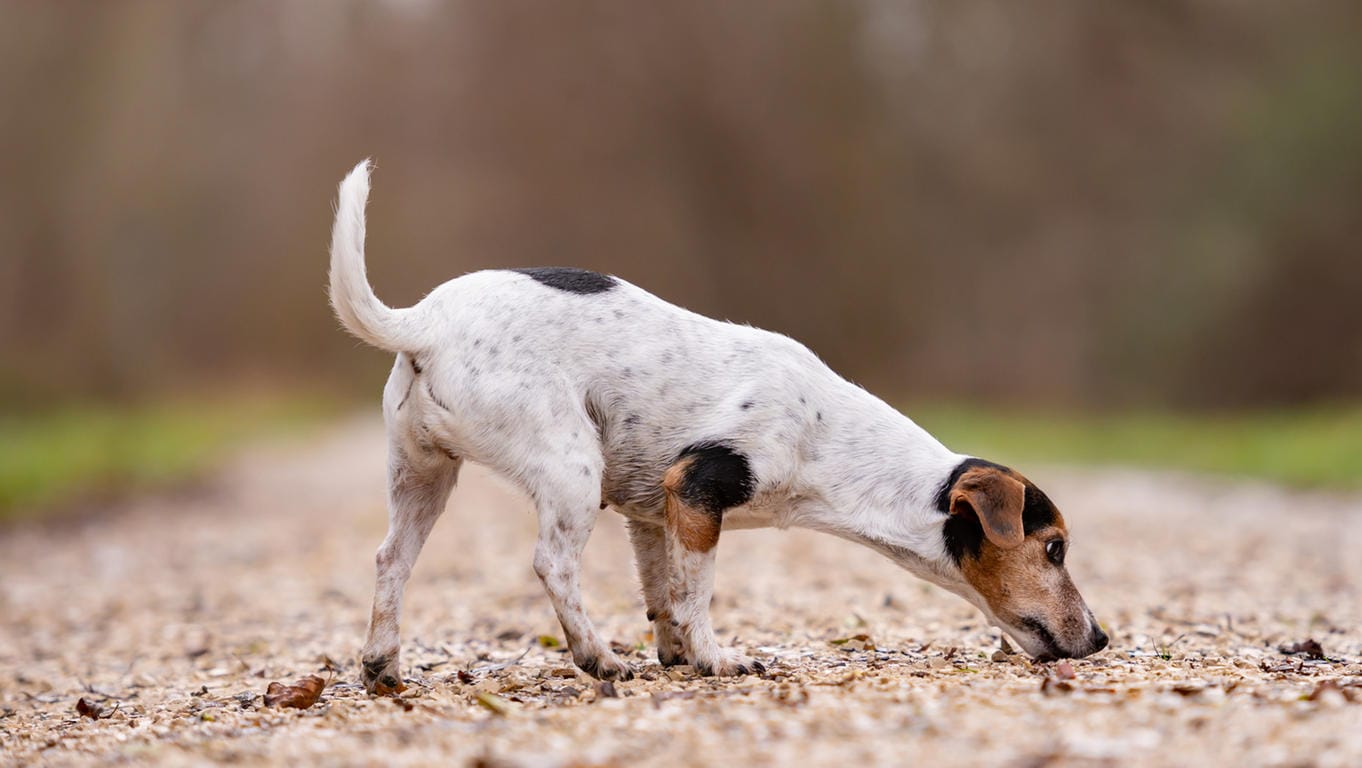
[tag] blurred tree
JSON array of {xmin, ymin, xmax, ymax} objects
[{"xmin": 0, "ymin": 0, "xmax": 1358, "ymax": 412}]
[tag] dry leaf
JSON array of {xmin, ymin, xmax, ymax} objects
[
  {"xmin": 829, "ymin": 634, "xmax": 875, "ymax": 651},
  {"xmin": 1040, "ymin": 677, "xmax": 1073, "ymax": 696},
  {"xmin": 372, "ymin": 675, "xmax": 407, "ymax": 696},
  {"xmin": 537, "ymin": 635, "xmax": 561, "ymax": 648},
  {"xmin": 263, "ymin": 675, "xmax": 325, "ymax": 709},
  {"xmin": 475, "ymin": 691, "xmax": 513, "ymax": 716},
  {"xmin": 1278, "ymin": 639, "xmax": 1325, "ymax": 660},
  {"xmin": 1306, "ymin": 680, "xmax": 1356, "ymax": 703},
  {"xmin": 1052, "ymin": 661, "xmax": 1076, "ymax": 680},
  {"xmin": 75, "ymin": 697, "xmax": 111, "ymax": 720}
]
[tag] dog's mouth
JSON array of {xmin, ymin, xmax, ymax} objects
[
  {"xmin": 1016, "ymin": 615, "xmax": 1109, "ymax": 660},
  {"xmin": 1019, "ymin": 616, "xmax": 1066, "ymax": 661}
]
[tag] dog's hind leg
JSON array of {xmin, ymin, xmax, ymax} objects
[
  {"xmin": 524, "ymin": 448, "xmax": 634, "ymax": 681},
  {"xmin": 626, "ymin": 520, "xmax": 687, "ymax": 666},
  {"xmin": 360, "ymin": 441, "xmax": 459, "ymax": 695}
]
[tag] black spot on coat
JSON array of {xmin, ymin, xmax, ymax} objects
[{"xmin": 510, "ymin": 267, "xmax": 617, "ymax": 294}]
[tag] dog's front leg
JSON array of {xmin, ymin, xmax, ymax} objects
[
  {"xmin": 626, "ymin": 520, "xmax": 687, "ymax": 666},
  {"xmin": 663, "ymin": 483, "xmax": 764, "ymax": 677}
]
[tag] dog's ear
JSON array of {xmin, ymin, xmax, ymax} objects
[{"xmin": 949, "ymin": 467, "xmax": 1026, "ymax": 549}]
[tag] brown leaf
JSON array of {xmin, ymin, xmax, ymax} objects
[
  {"xmin": 829, "ymin": 634, "xmax": 876, "ymax": 651},
  {"xmin": 372, "ymin": 675, "xmax": 407, "ymax": 696},
  {"xmin": 1278, "ymin": 639, "xmax": 1325, "ymax": 660},
  {"xmin": 75, "ymin": 697, "xmax": 111, "ymax": 720},
  {"xmin": 1052, "ymin": 661, "xmax": 1076, "ymax": 680},
  {"xmin": 263, "ymin": 675, "xmax": 325, "ymax": 709},
  {"xmin": 1040, "ymin": 677, "xmax": 1072, "ymax": 696},
  {"xmin": 1306, "ymin": 680, "xmax": 1355, "ymax": 702}
]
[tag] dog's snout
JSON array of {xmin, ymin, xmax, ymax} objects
[{"xmin": 1087, "ymin": 623, "xmax": 1109, "ymax": 655}]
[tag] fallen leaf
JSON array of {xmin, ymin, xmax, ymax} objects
[
  {"xmin": 1306, "ymin": 680, "xmax": 1356, "ymax": 703},
  {"xmin": 1260, "ymin": 660, "xmax": 1299, "ymax": 674},
  {"xmin": 475, "ymin": 691, "xmax": 514, "ymax": 715},
  {"xmin": 537, "ymin": 635, "xmax": 561, "ymax": 648},
  {"xmin": 1052, "ymin": 661, "xmax": 1076, "ymax": 680},
  {"xmin": 1040, "ymin": 677, "xmax": 1072, "ymax": 696},
  {"xmin": 372, "ymin": 675, "xmax": 406, "ymax": 696},
  {"xmin": 263, "ymin": 675, "xmax": 325, "ymax": 709},
  {"xmin": 75, "ymin": 697, "xmax": 112, "ymax": 720},
  {"xmin": 1278, "ymin": 639, "xmax": 1325, "ymax": 660},
  {"xmin": 830, "ymin": 634, "xmax": 876, "ymax": 651}
]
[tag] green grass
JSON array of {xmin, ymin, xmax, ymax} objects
[
  {"xmin": 908, "ymin": 403, "xmax": 1362, "ymax": 490},
  {"xmin": 0, "ymin": 394, "xmax": 339, "ymax": 521},
  {"xmin": 5, "ymin": 396, "xmax": 1357, "ymax": 522}
]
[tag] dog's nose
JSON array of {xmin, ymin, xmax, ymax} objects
[{"xmin": 1090, "ymin": 624, "xmax": 1109, "ymax": 653}]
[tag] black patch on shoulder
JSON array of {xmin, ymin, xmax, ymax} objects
[
  {"xmin": 675, "ymin": 442, "xmax": 755, "ymax": 516},
  {"xmin": 938, "ymin": 458, "xmax": 1059, "ymax": 564},
  {"xmin": 510, "ymin": 267, "xmax": 617, "ymax": 294}
]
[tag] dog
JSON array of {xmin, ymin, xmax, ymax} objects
[{"xmin": 328, "ymin": 160, "xmax": 1108, "ymax": 693}]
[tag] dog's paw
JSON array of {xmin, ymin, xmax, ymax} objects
[
  {"xmin": 695, "ymin": 650, "xmax": 766, "ymax": 678},
  {"xmin": 361, "ymin": 653, "xmax": 406, "ymax": 696},
  {"xmin": 655, "ymin": 628, "xmax": 689, "ymax": 667},
  {"xmin": 578, "ymin": 652, "xmax": 635, "ymax": 682},
  {"xmin": 658, "ymin": 646, "xmax": 689, "ymax": 667}
]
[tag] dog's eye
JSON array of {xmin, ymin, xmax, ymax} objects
[{"xmin": 1046, "ymin": 539, "xmax": 1066, "ymax": 566}]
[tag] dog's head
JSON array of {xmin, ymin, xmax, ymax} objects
[{"xmin": 938, "ymin": 459, "xmax": 1107, "ymax": 660}]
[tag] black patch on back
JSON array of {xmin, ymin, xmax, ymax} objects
[
  {"xmin": 676, "ymin": 442, "xmax": 755, "ymax": 517},
  {"xmin": 511, "ymin": 267, "xmax": 617, "ymax": 294},
  {"xmin": 938, "ymin": 458, "xmax": 1059, "ymax": 564}
]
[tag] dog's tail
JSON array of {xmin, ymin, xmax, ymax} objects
[{"xmin": 328, "ymin": 159, "xmax": 419, "ymax": 352}]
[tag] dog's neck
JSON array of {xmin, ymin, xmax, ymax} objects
[{"xmin": 788, "ymin": 388, "xmax": 966, "ymax": 586}]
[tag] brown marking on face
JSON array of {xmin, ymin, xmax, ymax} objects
[
  {"xmin": 949, "ymin": 465, "xmax": 1027, "ymax": 549},
  {"xmin": 959, "ymin": 511, "xmax": 1092, "ymax": 654},
  {"xmin": 663, "ymin": 457, "xmax": 720, "ymax": 552}
]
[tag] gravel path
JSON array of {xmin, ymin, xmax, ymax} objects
[{"xmin": 2, "ymin": 417, "xmax": 1361, "ymax": 767}]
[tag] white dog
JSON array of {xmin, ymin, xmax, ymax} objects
[{"xmin": 328, "ymin": 160, "xmax": 1107, "ymax": 693}]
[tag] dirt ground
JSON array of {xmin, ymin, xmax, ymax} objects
[{"xmin": 2, "ymin": 417, "xmax": 1360, "ymax": 767}]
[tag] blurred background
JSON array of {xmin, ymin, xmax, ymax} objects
[{"xmin": 2, "ymin": 0, "xmax": 1360, "ymax": 516}]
